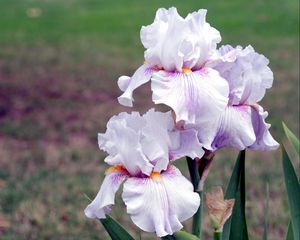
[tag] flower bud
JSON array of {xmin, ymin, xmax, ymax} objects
[{"xmin": 205, "ymin": 186, "xmax": 235, "ymax": 232}]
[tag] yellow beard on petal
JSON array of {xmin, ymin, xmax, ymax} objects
[
  {"xmin": 105, "ymin": 165, "xmax": 127, "ymax": 175},
  {"xmin": 150, "ymin": 171, "xmax": 162, "ymax": 181},
  {"xmin": 182, "ymin": 67, "xmax": 192, "ymax": 74}
]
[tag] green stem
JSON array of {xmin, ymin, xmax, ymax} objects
[
  {"xmin": 186, "ymin": 157, "xmax": 200, "ymax": 190},
  {"xmin": 214, "ymin": 231, "xmax": 222, "ymax": 240},
  {"xmin": 161, "ymin": 235, "xmax": 175, "ymax": 240},
  {"xmin": 186, "ymin": 157, "xmax": 201, "ymax": 237},
  {"xmin": 192, "ymin": 191, "xmax": 202, "ymax": 237}
]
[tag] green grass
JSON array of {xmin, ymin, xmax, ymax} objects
[{"xmin": 0, "ymin": 0, "xmax": 299, "ymax": 239}]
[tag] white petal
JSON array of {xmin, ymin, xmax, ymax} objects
[
  {"xmin": 117, "ymin": 64, "xmax": 155, "ymax": 107},
  {"xmin": 118, "ymin": 76, "xmax": 131, "ymax": 92},
  {"xmin": 215, "ymin": 45, "xmax": 274, "ymax": 105},
  {"xmin": 141, "ymin": 109, "xmax": 174, "ymax": 172},
  {"xmin": 122, "ymin": 166, "xmax": 200, "ymax": 237},
  {"xmin": 249, "ymin": 105, "xmax": 279, "ymax": 151},
  {"xmin": 141, "ymin": 8, "xmax": 221, "ymax": 71},
  {"xmin": 151, "ymin": 68, "xmax": 229, "ymax": 148},
  {"xmin": 170, "ymin": 128, "xmax": 205, "ymax": 160},
  {"xmin": 85, "ymin": 169, "xmax": 128, "ymax": 219},
  {"xmin": 212, "ymin": 105, "xmax": 279, "ymax": 151},
  {"xmin": 98, "ymin": 112, "xmax": 153, "ymax": 176},
  {"xmin": 212, "ymin": 105, "xmax": 256, "ymax": 150}
]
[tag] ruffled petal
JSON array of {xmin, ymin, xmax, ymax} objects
[
  {"xmin": 141, "ymin": 7, "xmax": 185, "ymax": 72},
  {"xmin": 212, "ymin": 105, "xmax": 279, "ymax": 151},
  {"xmin": 85, "ymin": 168, "xmax": 128, "ymax": 219},
  {"xmin": 214, "ymin": 45, "xmax": 273, "ymax": 105},
  {"xmin": 249, "ymin": 105, "xmax": 279, "ymax": 151},
  {"xmin": 117, "ymin": 64, "xmax": 155, "ymax": 107},
  {"xmin": 151, "ymin": 67, "xmax": 229, "ymax": 148},
  {"xmin": 170, "ymin": 128, "xmax": 205, "ymax": 160},
  {"xmin": 122, "ymin": 165, "xmax": 200, "ymax": 237},
  {"xmin": 141, "ymin": 8, "xmax": 221, "ymax": 72},
  {"xmin": 141, "ymin": 109, "xmax": 174, "ymax": 172},
  {"xmin": 98, "ymin": 112, "xmax": 153, "ymax": 176}
]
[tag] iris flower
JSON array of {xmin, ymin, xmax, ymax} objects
[
  {"xmin": 117, "ymin": 7, "xmax": 278, "ymax": 152},
  {"xmin": 85, "ymin": 109, "xmax": 203, "ymax": 237},
  {"xmin": 211, "ymin": 45, "xmax": 279, "ymax": 150},
  {"xmin": 117, "ymin": 7, "xmax": 229, "ymax": 149}
]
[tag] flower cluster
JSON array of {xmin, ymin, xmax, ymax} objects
[{"xmin": 85, "ymin": 7, "xmax": 278, "ymax": 237}]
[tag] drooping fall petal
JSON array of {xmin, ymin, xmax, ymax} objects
[
  {"xmin": 122, "ymin": 165, "xmax": 200, "ymax": 237},
  {"xmin": 211, "ymin": 105, "xmax": 279, "ymax": 151},
  {"xmin": 85, "ymin": 168, "xmax": 129, "ymax": 219},
  {"xmin": 151, "ymin": 68, "xmax": 228, "ymax": 148},
  {"xmin": 118, "ymin": 64, "xmax": 156, "ymax": 107}
]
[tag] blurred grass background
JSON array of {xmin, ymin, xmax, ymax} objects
[{"xmin": 0, "ymin": 0, "xmax": 299, "ymax": 239}]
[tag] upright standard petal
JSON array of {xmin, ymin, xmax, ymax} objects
[
  {"xmin": 141, "ymin": 110, "xmax": 174, "ymax": 172},
  {"xmin": 141, "ymin": 7, "xmax": 221, "ymax": 72},
  {"xmin": 214, "ymin": 45, "xmax": 273, "ymax": 105},
  {"xmin": 117, "ymin": 64, "xmax": 155, "ymax": 107},
  {"xmin": 151, "ymin": 68, "xmax": 229, "ymax": 148},
  {"xmin": 85, "ymin": 167, "xmax": 128, "ymax": 219},
  {"xmin": 212, "ymin": 105, "xmax": 279, "ymax": 151},
  {"xmin": 122, "ymin": 165, "xmax": 200, "ymax": 237},
  {"xmin": 98, "ymin": 112, "xmax": 153, "ymax": 176}
]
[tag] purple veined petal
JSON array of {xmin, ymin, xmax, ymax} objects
[
  {"xmin": 151, "ymin": 67, "xmax": 229, "ymax": 148},
  {"xmin": 85, "ymin": 168, "xmax": 129, "ymax": 219},
  {"xmin": 249, "ymin": 105, "xmax": 279, "ymax": 151},
  {"xmin": 169, "ymin": 128, "xmax": 205, "ymax": 160},
  {"xmin": 211, "ymin": 104, "xmax": 279, "ymax": 151},
  {"xmin": 211, "ymin": 105, "xmax": 257, "ymax": 150},
  {"xmin": 117, "ymin": 64, "xmax": 156, "ymax": 107},
  {"xmin": 151, "ymin": 68, "xmax": 229, "ymax": 123},
  {"xmin": 122, "ymin": 165, "xmax": 200, "ymax": 237}
]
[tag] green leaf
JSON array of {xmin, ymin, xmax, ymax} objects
[
  {"xmin": 173, "ymin": 231, "xmax": 200, "ymax": 240},
  {"xmin": 286, "ymin": 222, "xmax": 294, "ymax": 240},
  {"xmin": 282, "ymin": 122, "xmax": 300, "ymax": 159},
  {"xmin": 222, "ymin": 150, "xmax": 249, "ymax": 240},
  {"xmin": 282, "ymin": 146, "xmax": 300, "ymax": 240},
  {"xmin": 100, "ymin": 215, "xmax": 134, "ymax": 240}
]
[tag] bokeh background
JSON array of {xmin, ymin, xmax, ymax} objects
[{"xmin": 0, "ymin": 0, "xmax": 299, "ymax": 239}]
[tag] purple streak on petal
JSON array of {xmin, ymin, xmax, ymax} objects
[{"xmin": 212, "ymin": 105, "xmax": 279, "ymax": 151}]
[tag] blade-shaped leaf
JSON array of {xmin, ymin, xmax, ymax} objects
[
  {"xmin": 173, "ymin": 231, "xmax": 200, "ymax": 240},
  {"xmin": 282, "ymin": 146, "xmax": 300, "ymax": 240},
  {"xmin": 224, "ymin": 151, "xmax": 245, "ymax": 199},
  {"xmin": 222, "ymin": 150, "xmax": 249, "ymax": 240},
  {"xmin": 100, "ymin": 215, "xmax": 134, "ymax": 240},
  {"xmin": 282, "ymin": 122, "xmax": 300, "ymax": 159},
  {"xmin": 286, "ymin": 222, "xmax": 294, "ymax": 240}
]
